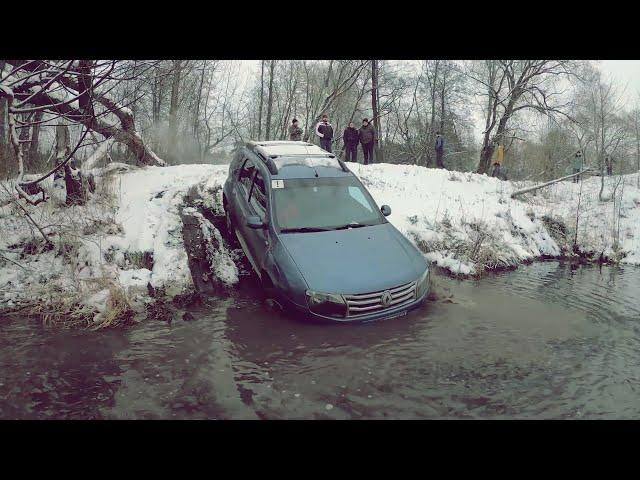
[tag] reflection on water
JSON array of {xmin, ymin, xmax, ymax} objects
[{"xmin": 1, "ymin": 261, "xmax": 639, "ymax": 419}]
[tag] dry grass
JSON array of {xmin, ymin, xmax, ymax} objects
[
  {"xmin": 92, "ymin": 284, "xmax": 136, "ymax": 330},
  {"xmin": 1, "ymin": 279, "xmax": 136, "ymax": 330}
]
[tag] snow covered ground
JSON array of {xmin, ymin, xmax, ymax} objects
[
  {"xmin": 1, "ymin": 161, "xmax": 639, "ymax": 324},
  {"xmin": 351, "ymin": 164, "xmax": 640, "ymax": 275},
  {"xmin": 0, "ymin": 164, "xmax": 238, "ymax": 323}
]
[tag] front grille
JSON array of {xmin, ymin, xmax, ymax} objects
[{"xmin": 344, "ymin": 281, "xmax": 417, "ymax": 317}]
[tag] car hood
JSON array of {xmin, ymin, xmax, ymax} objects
[{"xmin": 277, "ymin": 223, "xmax": 425, "ymax": 294}]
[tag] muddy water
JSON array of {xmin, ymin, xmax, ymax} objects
[{"xmin": 1, "ymin": 261, "xmax": 639, "ymax": 419}]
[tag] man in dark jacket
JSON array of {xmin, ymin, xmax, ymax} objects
[
  {"xmin": 435, "ymin": 131, "xmax": 445, "ymax": 168},
  {"xmin": 289, "ymin": 118, "xmax": 303, "ymax": 141},
  {"xmin": 359, "ymin": 118, "xmax": 377, "ymax": 165},
  {"xmin": 343, "ymin": 121, "xmax": 359, "ymax": 162},
  {"xmin": 315, "ymin": 114, "xmax": 334, "ymax": 152}
]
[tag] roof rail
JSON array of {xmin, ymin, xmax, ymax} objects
[
  {"xmin": 245, "ymin": 142, "xmax": 279, "ymax": 174},
  {"xmin": 246, "ymin": 141, "xmax": 350, "ymax": 174}
]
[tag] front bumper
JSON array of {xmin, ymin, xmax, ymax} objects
[{"xmin": 281, "ymin": 284, "xmax": 429, "ymax": 324}]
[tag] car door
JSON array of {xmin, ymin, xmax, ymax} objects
[
  {"xmin": 244, "ymin": 168, "xmax": 270, "ymax": 272},
  {"xmin": 234, "ymin": 157, "xmax": 268, "ymax": 275}
]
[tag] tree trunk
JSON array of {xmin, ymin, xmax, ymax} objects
[
  {"xmin": 152, "ymin": 66, "xmax": 162, "ymax": 124},
  {"xmin": 440, "ymin": 75, "xmax": 446, "ymax": 132},
  {"xmin": 77, "ymin": 60, "xmax": 94, "ymax": 119},
  {"xmin": 194, "ymin": 62, "xmax": 206, "ymax": 139},
  {"xmin": 0, "ymin": 98, "xmax": 6, "ymax": 146},
  {"xmin": 265, "ymin": 60, "xmax": 275, "ymax": 141},
  {"xmin": 478, "ymin": 95, "xmax": 514, "ymax": 174},
  {"xmin": 371, "ymin": 60, "xmax": 382, "ymax": 163},
  {"xmin": 18, "ymin": 114, "xmax": 31, "ymax": 167},
  {"xmin": 0, "ymin": 59, "xmax": 6, "ymax": 147},
  {"xmin": 478, "ymin": 144, "xmax": 494, "ymax": 175},
  {"xmin": 28, "ymin": 111, "xmax": 43, "ymax": 169},
  {"xmin": 427, "ymin": 61, "xmax": 439, "ymax": 167},
  {"xmin": 54, "ymin": 124, "xmax": 81, "ymax": 205},
  {"xmin": 168, "ymin": 60, "xmax": 183, "ymax": 163},
  {"xmin": 55, "ymin": 124, "xmax": 71, "ymax": 164},
  {"xmin": 258, "ymin": 60, "xmax": 265, "ymax": 139},
  {"xmin": 511, "ymin": 168, "xmax": 592, "ymax": 198}
]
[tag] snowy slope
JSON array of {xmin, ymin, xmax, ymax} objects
[
  {"xmin": 351, "ymin": 163, "xmax": 640, "ymax": 274},
  {"xmin": 0, "ymin": 164, "xmax": 236, "ymax": 318}
]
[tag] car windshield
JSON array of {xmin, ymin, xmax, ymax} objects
[{"xmin": 272, "ymin": 176, "xmax": 385, "ymax": 232}]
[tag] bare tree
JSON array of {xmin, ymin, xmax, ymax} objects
[
  {"xmin": 572, "ymin": 68, "xmax": 626, "ymax": 200},
  {"xmin": 0, "ymin": 60, "xmax": 166, "ymax": 204},
  {"xmin": 265, "ymin": 60, "xmax": 276, "ymax": 141},
  {"xmin": 464, "ymin": 60, "xmax": 577, "ymax": 174},
  {"xmin": 301, "ymin": 60, "xmax": 369, "ymax": 142}
]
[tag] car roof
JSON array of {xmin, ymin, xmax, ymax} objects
[
  {"xmin": 246, "ymin": 141, "xmax": 353, "ymax": 179},
  {"xmin": 248, "ymin": 140, "xmax": 327, "ymax": 157}
]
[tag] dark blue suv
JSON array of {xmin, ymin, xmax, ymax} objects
[{"xmin": 222, "ymin": 141, "xmax": 430, "ymax": 323}]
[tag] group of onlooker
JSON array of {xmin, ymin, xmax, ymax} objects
[
  {"xmin": 572, "ymin": 150, "xmax": 615, "ymax": 183},
  {"xmin": 288, "ymin": 114, "xmax": 379, "ymax": 164},
  {"xmin": 288, "ymin": 114, "xmax": 447, "ymax": 168}
]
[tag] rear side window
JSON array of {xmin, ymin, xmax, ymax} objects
[{"xmin": 238, "ymin": 158, "xmax": 256, "ymax": 190}]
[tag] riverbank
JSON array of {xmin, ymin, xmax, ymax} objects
[
  {"xmin": 1, "ymin": 162, "xmax": 639, "ymax": 326},
  {"xmin": 351, "ymin": 164, "xmax": 640, "ymax": 275},
  {"xmin": 0, "ymin": 164, "xmax": 239, "ymax": 327}
]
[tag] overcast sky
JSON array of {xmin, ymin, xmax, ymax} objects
[
  {"xmin": 241, "ymin": 60, "xmax": 640, "ymax": 103},
  {"xmin": 600, "ymin": 60, "xmax": 640, "ymax": 106}
]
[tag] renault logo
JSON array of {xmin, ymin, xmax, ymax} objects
[{"xmin": 381, "ymin": 290, "xmax": 392, "ymax": 307}]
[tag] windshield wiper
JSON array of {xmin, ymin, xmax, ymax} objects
[
  {"xmin": 329, "ymin": 222, "xmax": 374, "ymax": 231},
  {"xmin": 280, "ymin": 226, "xmax": 332, "ymax": 233}
]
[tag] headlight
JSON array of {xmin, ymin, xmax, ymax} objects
[
  {"xmin": 305, "ymin": 290, "xmax": 347, "ymax": 317},
  {"xmin": 416, "ymin": 267, "xmax": 430, "ymax": 299}
]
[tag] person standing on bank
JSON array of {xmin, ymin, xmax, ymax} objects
[
  {"xmin": 343, "ymin": 121, "xmax": 359, "ymax": 162},
  {"xmin": 491, "ymin": 142, "xmax": 505, "ymax": 179},
  {"xmin": 435, "ymin": 131, "xmax": 445, "ymax": 168},
  {"xmin": 572, "ymin": 150, "xmax": 583, "ymax": 183},
  {"xmin": 315, "ymin": 114, "xmax": 334, "ymax": 152},
  {"xmin": 359, "ymin": 118, "xmax": 377, "ymax": 165},
  {"xmin": 605, "ymin": 155, "xmax": 613, "ymax": 176},
  {"xmin": 289, "ymin": 118, "xmax": 303, "ymax": 141}
]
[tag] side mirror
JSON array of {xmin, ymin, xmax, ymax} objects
[
  {"xmin": 381, "ymin": 205, "xmax": 392, "ymax": 217},
  {"xmin": 247, "ymin": 216, "xmax": 267, "ymax": 229}
]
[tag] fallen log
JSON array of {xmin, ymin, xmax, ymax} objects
[{"xmin": 511, "ymin": 169, "xmax": 594, "ymax": 199}]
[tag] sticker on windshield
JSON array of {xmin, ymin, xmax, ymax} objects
[{"xmin": 272, "ymin": 179, "xmax": 284, "ymax": 189}]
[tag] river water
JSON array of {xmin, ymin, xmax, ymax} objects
[{"xmin": 1, "ymin": 261, "xmax": 639, "ymax": 419}]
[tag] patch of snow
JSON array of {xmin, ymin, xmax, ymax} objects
[{"xmin": 119, "ymin": 268, "xmax": 152, "ymax": 290}]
